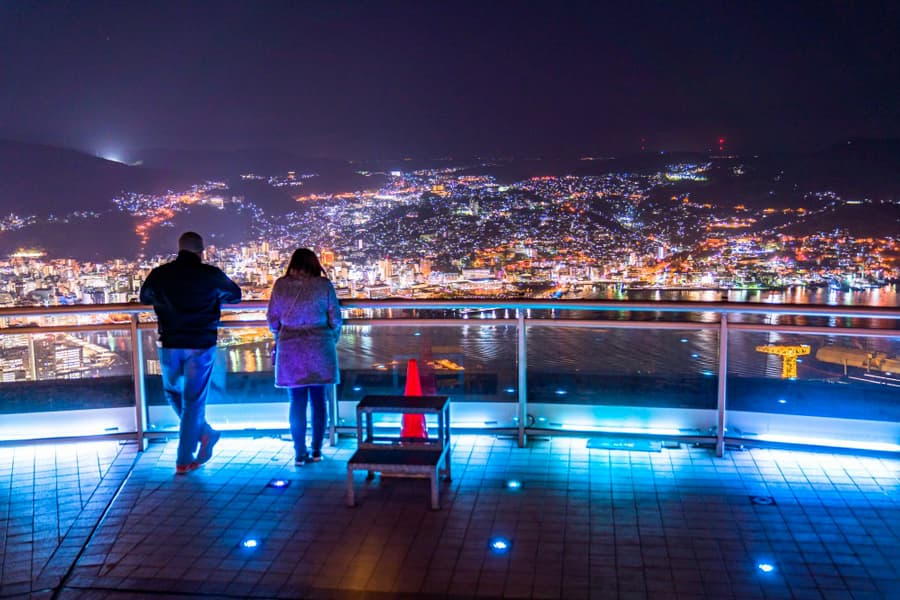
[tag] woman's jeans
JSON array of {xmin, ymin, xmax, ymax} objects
[{"xmin": 288, "ymin": 385, "xmax": 326, "ymax": 458}]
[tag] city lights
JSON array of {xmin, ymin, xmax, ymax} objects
[{"xmin": 1, "ymin": 162, "xmax": 895, "ymax": 313}]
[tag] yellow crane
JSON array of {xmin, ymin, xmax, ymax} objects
[{"xmin": 755, "ymin": 344, "xmax": 811, "ymax": 379}]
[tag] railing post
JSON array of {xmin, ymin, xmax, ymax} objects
[
  {"xmin": 329, "ymin": 383, "xmax": 338, "ymax": 446},
  {"xmin": 130, "ymin": 314, "xmax": 147, "ymax": 451},
  {"xmin": 517, "ymin": 309, "xmax": 527, "ymax": 448},
  {"xmin": 716, "ymin": 313, "xmax": 728, "ymax": 457}
]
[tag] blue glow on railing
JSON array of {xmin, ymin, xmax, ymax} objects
[
  {"xmin": 754, "ymin": 434, "xmax": 900, "ymax": 453},
  {"xmin": 0, "ymin": 414, "xmax": 134, "ymax": 441},
  {"xmin": 369, "ymin": 419, "xmax": 504, "ymax": 429},
  {"xmin": 207, "ymin": 421, "xmax": 291, "ymax": 431},
  {"xmin": 558, "ymin": 423, "xmax": 683, "ymax": 436}
]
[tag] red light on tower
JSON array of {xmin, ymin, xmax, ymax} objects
[{"xmin": 718, "ymin": 137, "xmax": 726, "ymax": 152}]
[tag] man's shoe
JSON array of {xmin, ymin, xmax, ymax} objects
[
  {"xmin": 294, "ymin": 453, "xmax": 309, "ymax": 466},
  {"xmin": 197, "ymin": 430, "xmax": 221, "ymax": 465},
  {"xmin": 309, "ymin": 451, "xmax": 323, "ymax": 463},
  {"xmin": 175, "ymin": 462, "xmax": 200, "ymax": 475}
]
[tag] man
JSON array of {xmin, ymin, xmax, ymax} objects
[{"xmin": 140, "ymin": 232, "xmax": 242, "ymax": 474}]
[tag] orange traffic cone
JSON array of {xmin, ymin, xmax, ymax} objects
[{"xmin": 400, "ymin": 359, "xmax": 428, "ymax": 439}]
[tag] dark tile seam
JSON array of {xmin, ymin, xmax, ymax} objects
[{"xmin": 33, "ymin": 443, "xmax": 141, "ymax": 600}]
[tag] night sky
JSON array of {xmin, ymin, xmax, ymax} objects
[{"xmin": 1, "ymin": 1, "xmax": 898, "ymax": 159}]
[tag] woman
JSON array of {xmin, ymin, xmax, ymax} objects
[{"xmin": 267, "ymin": 248, "xmax": 342, "ymax": 465}]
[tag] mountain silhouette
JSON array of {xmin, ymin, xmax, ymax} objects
[
  {"xmin": 0, "ymin": 138, "xmax": 896, "ymax": 261},
  {"xmin": 0, "ymin": 139, "xmax": 183, "ymax": 216}
]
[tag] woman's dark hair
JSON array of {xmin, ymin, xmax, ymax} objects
[{"xmin": 286, "ymin": 248, "xmax": 326, "ymax": 277}]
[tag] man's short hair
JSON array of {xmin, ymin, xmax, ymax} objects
[{"xmin": 178, "ymin": 232, "xmax": 204, "ymax": 255}]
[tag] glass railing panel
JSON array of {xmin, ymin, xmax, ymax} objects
[
  {"xmin": 144, "ymin": 323, "xmax": 520, "ymax": 433},
  {"xmin": 726, "ymin": 331, "xmax": 900, "ymax": 451},
  {"xmin": 0, "ymin": 329, "xmax": 136, "ymax": 441},
  {"xmin": 525, "ymin": 324, "xmax": 719, "ymax": 437},
  {"xmin": 142, "ymin": 327, "xmax": 285, "ymax": 433},
  {"xmin": 337, "ymin": 324, "xmax": 518, "ymax": 429}
]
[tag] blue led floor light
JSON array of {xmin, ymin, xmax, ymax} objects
[{"xmin": 757, "ymin": 562, "xmax": 775, "ymax": 573}]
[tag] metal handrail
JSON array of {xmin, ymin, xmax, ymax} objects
[
  {"xmin": 1, "ymin": 298, "xmax": 898, "ymax": 454},
  {"xmin": 2, "ymin": 298, "xmax": 900, "ymax": 319}
]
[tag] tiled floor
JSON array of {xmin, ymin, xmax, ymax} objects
[
  {"xmin": 1, "ymin": 434, "xmax": 898, "ymax": 599},
  {"xmin": 0, "ymin": 441, "xmax": 137, "ymax": 597}
]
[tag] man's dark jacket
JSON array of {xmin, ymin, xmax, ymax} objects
[{"xmin": 139, "ymin": 251, "xmax": 242, "ymax": 349}]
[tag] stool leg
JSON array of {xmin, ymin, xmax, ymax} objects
[
  {"xmin": 346, "ymin": 469, "xmax": 356, "ymax": 507},
  {"xmin": 444, "ymin": 450, "xmax": 452, "ymax": 481},
  {"xmin": 430, "ymin": 472, "xmax": 440, "ymax": 510}
]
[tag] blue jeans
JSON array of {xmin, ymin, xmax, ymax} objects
[
  {"xmin": 288, "ymin": 385, "xmax": 326, "ymax": 458},
  {"xmin": 159, "ymin": 346, "xmax": 217, "ymax": 465}
]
